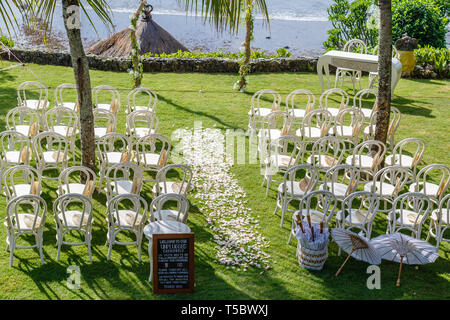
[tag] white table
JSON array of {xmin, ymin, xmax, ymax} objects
[
  {"xmin": 317, "ymin": 50, "xmax": 402, "ymax": 98},
  {"xmin": 144, "ymin": 220, "xmax": 191, "ymax": 282}
]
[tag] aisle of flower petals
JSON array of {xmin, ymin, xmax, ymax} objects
[{"xmin": 173, "ymin": 126, "xmax": 271, "ymax": 272}]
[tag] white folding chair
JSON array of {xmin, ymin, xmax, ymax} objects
[
  {"xmin": 295, "ymin": 109, "xmax": 333, "ymax": 142},
  {"xmin": 307, "ymin": 136, "xmax": 347, "ymax": 175},
  {"xmin": 45, "ymin": 107, "xmax": 79, "ymax": 161},
  {"xmin": 0, "ymin": 131, "xmax": 32, "ymax": 169},
  {"xmin": 54, "ymin": 193, "xmax": 94, "ymax": 261},
  {"xmin": 409, "ymin": 164, "xmax": 450, "ymax": 205},
  {"xmin": 54, "ymin": 83, "xmax": 79, "ymax": 111},
  {"xmin": 363, "ymin": 165, "xmax": 409, "ymax": 213},
  {"xmin": 97, "ymin": 133, "xmax": 132, "ymax": 192},
  {"xmin": 92, "ymin": 85, "xmax": 121, "ymax": 115},
  {"xmin": 388, "ymin": 192, "xmax": 431, "ymax": 239},
  {"xmin": 131, "ymin": 133, "xmax": 171, "ymax": 180},
  {"xmin": 345, "ymin": 140, "xmax": 386, "ymax": 179},
  {"xmin": 330, "ymin": 107, "xmax": 365, "ymax": 149},
  {"xmin": 58, "ymin": 166, "xmax": 96, "ymax": 199},
  {"xmin": 386, "ymin": 138, "xmax": 426, "ymax": 182},
  {"xmin": 248, "ymin": 89, "xmax": 282, "ymax": 131},
  {"xmin": 93, "ymin": 109, "xmax": 117, "ymax": 139},
  {"xmin": 6, "ymin": 106, "xmax": 40, "ymax": 138},
  {"xmin": 5, "ymin": 195, "xmax": 47, "ymax": 266},
  {"xmin": 149, "ymin": 193, "xmax": 190, "ymax": 224},
  {"xmin": 274, "ymin": 164, "xmax": 319, "ymax": 228},
  {"xmin": 336, "ymin": 191, "xmax": 380, "ymax": 240},
  {"xmin": 32, "ymin": 131, "xmax": 70, "ymax": 179},
  {"xmin": 153, "ymin": 164, "xmax": 193, "ymax": 197},
  {"xmin": 126, "ymin": 110, "xmax": 159, "ymax": 140},
  {"xmin": 2, "ymin": 165, "xmax": 42, "ymax": 202},
  {"xmin": 288, "ymin": 190, "xmax": 337, "ymax": 244},
  {"xmin": 427, "ymin": 194, "xmax": 450, "ymax": 248},
  {"xmin": 17, "ymin": 81, "xmax": 49, "ymax": 126},
  {"xmin": 335, "ymin": 39, "xmax": 367, "ymax": 93},
  {"xmin": 319, "ymin": 164, "xmax": 360, "ymax": 202},
  {"xmin": 319, "ymin": 88, "xmax": 350, "ymax": 118},
  {"xmin": 353, "ymin": 88, "xmax": 378, "ymax": 121},
  {"xmin": 126, "ymin": 87, "xmax": 158, "ymax": 114},
  {"xmin": 285, "ymin": 89, "xmax": 315, "ymax": 126},
  {"xmin": 363, "ymin": 106, "xmax": 401, "ymax": 149},
  {"xmin": 262, "ymin": 135, "xmax": 304, "ymax": 197},
  {"xmin": 104, "ymin": 162, "xmax": 144, "ymax": 202},
  {"xmin": 106, "ymin": 193, "xmax": 148, "ymax": 261}
]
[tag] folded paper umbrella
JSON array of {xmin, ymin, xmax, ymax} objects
[
  {"xmin": 370, "ymin": 233, "xmax": 439, "ymax": 287},
  {"xmin": 331, "ymin": 228, "xmax": 381, "ymax": 276}
]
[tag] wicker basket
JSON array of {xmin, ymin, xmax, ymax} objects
[{"xmin": 297, "ymin": 241, "xmax": 328, "ymax": 271}]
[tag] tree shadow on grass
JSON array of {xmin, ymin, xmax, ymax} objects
[{"xmin": 392, "ymin": 96, "xmax": 435, "ymax": 118}]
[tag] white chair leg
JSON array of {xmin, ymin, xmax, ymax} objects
[
  {"xmin": 38, "ymin": 233, "xmax": 44, "ymax": 265},
  {"xmin": 265, "ymin": 175, "xmax": 272, "ymax": 197},
  {"xmin": 87, "ymin": 233, "xmax": 92, "ymax": 262},
  {"xmin": 9, "ymin": 238, "xmax": 15, "ymax": 267},
  {"xmin": 148, "ymin": 240, "xmax": 153, "ymax": 282},
  {"xmin": 107, "ymin": 231, "xmax": 114, "ymax": 261}
]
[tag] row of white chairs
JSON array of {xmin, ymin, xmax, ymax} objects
[
  {"xmin": 286, "ymin": 187, "xmax": 449, "ymax": 250},
  {"xmin": 4, "ymin": 191, "xmax": 190, "ymax": 267}
]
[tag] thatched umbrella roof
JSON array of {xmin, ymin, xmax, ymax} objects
[{"xmin": 87, "ymin": 5, "xmax": 189, "ymax": 57}]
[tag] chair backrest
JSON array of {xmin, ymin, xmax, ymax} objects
[
  {"xmin": 414, "ymin": 164, "xmax": 450, "ymax": 200},
  {"xmin": 334, "ymin": 107, "xmax": 365, "ymax": 137},
  {"xmin": 300, "ymin": 109, "xmax": 333, "ymax": 138},
  {"xmin": 323, "ymin": 164, "xmax": 361, "ymax": 197},
  {"xmin": 341, "ymin": 191, "xmax": 380, "ymax": 229},
  {"xmin": 392, "ymin": 192, "xmax": 431, "ymax": 237},
  {"xmin": 126, "ymin": 110, "xmax": 159, "ymax": 136},
  {"xmin": 366, "ymin": 107, "xmax": 401, "ymax": 143},
  {"xmin": 0, "ymin": 131, "xmax": 32, "ymax": 166},
  {"xmin": 310, "ymin": 136, "xmax": 347, "ymax": 167},
  {"xmin": 388, "ymin": 138, "xmax": 426, "ymax": 169},
  {"xmin": 370, "ymin": 165, "xmax": 410, "ymax": 197},
  {"xmin": 266, "ymin": 135, "xmax": 304, "ymax": 175},
  {"xmin": 54, "ymin": 193, "xmax": 93, "ymax": 230},
  {"xmin": 373, "ymin": 45, "xmax": 398, "ymax": 58},
  {"xmin": 353, "ymin": 89, "xmax": 377, "ymax": 112},
  {"xmin": 6, "ymin": 107, "xmax": 40, "ymax": 136},
  {"xmin": 127, "ymin": 87, "xmax": 158, "ymax": 113},
  {"xmin": 17, "ymin": 81, "xmax": 48, "ymax": 109},
  {"xmin": 350, "ymin": 140, "xmax": 386, "ymax": 172},
  {"xmin": 2, "ymin": 165, "xmax": 42, "ymax": 201},
  {"xmin": 97, "ymin": 133, "xmax": 132, "ymax": 166},
  {"xmin": 319, "ymin": 88, "xmax": 350, "ymax": 112},
  {"xmin": 58, "ymin": 166, "xmax": 97, "ymax": 198},
  {"xmin": 437, "ymin": 194, "xmax": 450, "ymax": 230},
  {"xmin": 285, "ymin": 89, "xmax": 315, "ymax": 115},
  {"xmin": 107, "ymin": 193, "xmax": 148, "ymax": 229},
  {"xmin": 6, "ymin": 194, "xmax": 47, "ymax": 233},
  {"xmin": 250, "ymin": 89, "xmax": 282, "ymax": 114},
  {"xmin": 45, "ymin": 107, "xmax": 79, "ymax": 135},
  {"xmin": 343, "ymin": 39, "xmax": 367, "ymax": 54},
  {"xmin": 150, "ymin": 193, "xmax": 190, "ymax": 223},
  {"xmin": 32, "ymin": 131, "xmax": 69, "ymax": 166},
  {"xmin": 54, "ymin": 83, "xmax": 78, "ymax": 110},
  {"xmin": 298, "ymin": 190, "xmax": 338, "ymax": 225},
  {"xmin": 283, "ymin": 164, "xmax": 320, "ymax": 197},
  {"xmin": 92, "ymin": 85, "xmax": 121, "ymax": 114},
  {"xmin": 132, "ymin": 133, "xmax": 171, "ymax": 169},
  {"xmin": 93, "ymin": 108, "xmax": 117, "ymax": 136},
  {"xmin": 155, "ymin": 164, "xmax": 193, "ymax": 196},
  {"xmin": 105, "ymin": 162, "xmax": 144, "ymax": 198}
]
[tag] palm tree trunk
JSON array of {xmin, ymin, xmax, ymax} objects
[
  {"xmin": 374, "ymin": 0, "xmax": 392, "ymax": 157},
  {"xmin": 62, "ymin": 0, "xmax": 96, "ymax": 172},
  {"xmin": 130, "ymin": 0, "xmax": 147, "ymax": 88},
  {"xmin": 238, "ymin": 2, "xmax": 253, "ymax": 91}
]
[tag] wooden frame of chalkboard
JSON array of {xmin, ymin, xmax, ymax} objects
[{"xmin": 152, "ymin": 233, "xmax": 194, "ymax": 294}]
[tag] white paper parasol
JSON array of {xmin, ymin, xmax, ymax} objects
[
  {"xmin": 371, "ymin": 233, "xmax": 439, "ymax": 286},
  {"xmin": 331, "ymin": 228, "xmax": 382, "ymax": 276}
]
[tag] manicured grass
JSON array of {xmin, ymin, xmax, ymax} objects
[{"xmin": 0, "ymin": 61, "xmax": 449, "ymax": 300}]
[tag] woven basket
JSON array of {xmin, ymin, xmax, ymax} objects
[{"xmin": 297, "ymin": 241, "xmax": 328, "ymax": 271}]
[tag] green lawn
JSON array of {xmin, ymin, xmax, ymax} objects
[{"xmin": 0, "ymin": 61, "xmax": 449, "ymax": 300}]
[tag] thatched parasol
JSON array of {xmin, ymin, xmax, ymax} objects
[{"xmin": 87, "ymin": 4, "xmax": 189, "ymax": 57}]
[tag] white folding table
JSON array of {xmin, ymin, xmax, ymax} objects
[{"xmin": 317, "ymin": 50, "xmax": 402, "ymax": 97}]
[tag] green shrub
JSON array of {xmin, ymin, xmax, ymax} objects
[
  {"xmin": 414, "ymin": 45, "xmax": 450, "ymax": 68},
  {"xmin": 0, "ymin": 35, "xmax": 15, "ymax": 48},
  {"xmin": 392, "ymin": 0, "xmax": 448, "ymax": 48},
  {"xmin": 141, "ymin": 48, "xmax": 292, "ymax": 60},
  {"xmin": 432, "ymin": 0, "xmax": 449, "ymax": 16}
]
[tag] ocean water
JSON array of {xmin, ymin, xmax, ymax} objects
[{"xmin": 2, "ymin": 0, "xmax": 335, "ymax": 56}]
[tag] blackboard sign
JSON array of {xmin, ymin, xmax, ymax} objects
[{"xmin": 152, "ymin": 233, "xmax": 194, "ymax": 294}]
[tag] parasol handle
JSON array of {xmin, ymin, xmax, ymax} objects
[
  {"xmin": 306, "ymin": 214, "xmax": 312, "ymax": 228},
  {"xmin": 396, "ymin": 255, "xmax": 404, "ymax": 287},
  {"xmin": 296, "ymin": 215, "xmax": 305, "ymax": 233},
  {"xmin": 320, "ymin": 221, "xmax": 324, "ymax": 234},
  {"xmin": 335, "ymin": 248, "xmax": 355, "ymax": 276},
  {"xmin": 311, "ymin": 226, "xmax": 315, "ymax": 242}
]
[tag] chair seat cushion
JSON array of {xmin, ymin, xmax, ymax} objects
[
  {"xmin": 364, "ymin": 181, "xmax": 397, "ymax": 197},
  {"xmin": 58, "ymin": 211, "xmax": 92, "ymax": 227}
]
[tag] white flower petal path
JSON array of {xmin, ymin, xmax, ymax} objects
[{"xmin": 174, "ymin": 127, "xmax": 271, "ymax": 271}]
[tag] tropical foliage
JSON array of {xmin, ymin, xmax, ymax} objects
[
  {"xmin": 0, "ymin": 35, "xmax": 14, "ymax": 47},
  {"xmin": 142, "ymin": 48, "xmax": 292, "ymax": 59}
]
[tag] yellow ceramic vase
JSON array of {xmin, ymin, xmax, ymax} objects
[{"xmin": 398, "ymin": 50, "xmax": 416, "ymax": 73}]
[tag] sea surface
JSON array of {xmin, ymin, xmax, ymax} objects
[{"xmin": 4, "ymin": 0, "xmax": 332, "ymax": 56}]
